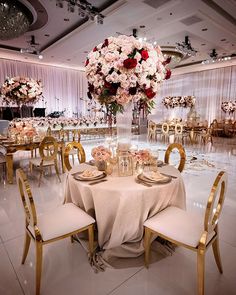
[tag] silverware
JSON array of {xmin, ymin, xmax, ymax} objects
[
  {"xmin": 135, "ymin": 179, "xmax": 152, "ymax": 187},
  {"xmin": 89, "ymin": 179, "xmax": 107, "ymax": 185},
  {"xmin": 160, "ymin": 172, "xmax": 177, "ymax": 179}
]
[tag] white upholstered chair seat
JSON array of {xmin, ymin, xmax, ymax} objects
[
  {"xmin": 144, "ymin": 206, "xmax": 215, "ymax": 248},
  {"xmin": 28, "ymin": 203, "xmax": 95, "ymax": 241},
  {"xmin": 30, "ymin": 157, "xmax": 55, "ymax": 167}
]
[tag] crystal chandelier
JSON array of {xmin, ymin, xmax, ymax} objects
[
  {"xmin": 0, "ymin": 0, "xmax": 33, "ymax": 40},
  {"xmin": 54, "ymin": 0, "xmax": 104, "ymax": 24},
  {"xmin": 176, "ymin": 36, "xmax": 197, "ymax": 57},
  {"xmin": 201, "ymin": 49, "xmax": 231, "ymax": 65}
]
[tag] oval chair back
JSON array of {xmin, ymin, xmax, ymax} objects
[
  {"xmin": 175, "ymin": 123, "xmax": 183, "ymax": 135},
  {"xmin": 204, "ymin": 171, "xmax": 227, "ymax": 234},
  {"xmin": 39, "ymin": 136, "xmax": 58, "ymax": 162},
  {"xmin": 64, "ymin": 141, "xmax": 86, "ymax": 171},
  {"xmin": 164, "ymin": 143, "xmax": 186, "ymax": 172},
  {"xmin": 162, "ymin": 122, "xmax": 169, "ymax": 135},
  {"xmin": 16, "ymin": 168, "xmax": 38, "ymax": 230},
  {"xmin": 148, "ymin": 121, "xmax": 157, "ymax": 141}
]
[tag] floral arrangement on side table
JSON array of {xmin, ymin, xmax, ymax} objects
[
  {"xmin": 221, "ymin": 101, "xmax": 236, "ymax": 114},
  {"xmin": 0, "ymin": 76, "xmax": 43, "ymax": 105},
  {"xmin": 85, "ymin": 35, "xmax": 171, "ymax": 115},
  {"xmin": 162, "ymin": 96, "xmax": 195, "ymax": 108}
]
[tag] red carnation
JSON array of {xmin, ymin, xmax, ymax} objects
[
  {"xmin": 93, "ymin": 47, "xmax": 98, "ymax": 52},
  {"xmin": 141, "ymin": 50, "xmax": 149, "ymax": 61},
  {"xmin": 165, "ymin": 69, "xmax": 171, "ymax": 80},
  {"xmin": 123, "ymin": 58, "xmax": 137, "ymax": 69},
  {"xmin": 145, "ymin": 88, "xmax": 156, "ymax": 99},
  {"xmin": 85, "ymin": 59, "xmax": 89, "ymax": 66}
]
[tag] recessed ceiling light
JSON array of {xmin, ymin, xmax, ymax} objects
[
  {"xmin": 170, "ymin": 12, "xmax": 173, "ymax": 15},
  {"xmin": 201, "ymin": 43, "xmax": 206, "ymax": 46},
  {"xmin": 157, "ymin": 17, "xmax": 162, "ymax": 21},
  {"xmin": 221, "ymin": 38, "xmax": 226, "ymax": 41},
  {"xmin": 44, "ymin": 34, "xmax": 50, "ymax": 37},
  {"xmin": 67, "ymin": 59, "xmax": 71, "ymax": 61},
  {"xmin": 64, "ymin": 18, "xmax": 70, "ymax": 22},
  {"xmin": 51, "ymin": 56, "xmax": 54, "ymax": 58},
  {"xmin": 202, "ymin": 28, "xmax": 208, "ymax": 31},
  {"xmin": 140, "ymin": 25, "xmax": 145, "ymax": 28}
]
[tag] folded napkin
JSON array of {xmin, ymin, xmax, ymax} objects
[{"xmin": 143, "ymin": 171, "xmax": 166, "ymax": 181}]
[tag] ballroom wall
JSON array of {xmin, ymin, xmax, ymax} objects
[
  {"xmin": 154, "ymin": 65, "xmax": 236, "ymax": 123},
  {"xmin": 0, "ymin": 58, "xmax": 88, "ymax": 116}
]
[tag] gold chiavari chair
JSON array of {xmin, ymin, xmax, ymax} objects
[
  {"xmin": 16, "ymin": 168, "xmax": 95, "ymax": 295},
  {"xmin": 148, "ymin": 120, "xmax": 157, "ymax": 142},
  {"xmin": 64, "ymin": 141, "xmax": 86, "ymax": 171},
  {"xmin": 144, "ymin": 171, "xmax": 227, "ymax": 295},
  {"xmin": 29, "ymin": 136, "xmax": 61, "ymax": 186},
  {"xmin": 164, "ymin": 143, "xmax": 186, "ymax": 172},
  {"xmin": 72, "ymin": 129, "xmax": 81, "ymax": 142},
  {"xmin": 0, "ymin": 144, "xmax": 6, "ymax": 184}
]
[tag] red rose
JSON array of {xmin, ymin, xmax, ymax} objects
[
  {"xmin": 165, "ymin": 69, "xmax": 171, "ymax": 80},
  {"xmin": 93, "ymin": 47, "xmax": 98, "ymax": 52},
  {"xmin": 102, "ymin": 38, "xmax": 109, "ymax": 48},
  {"xmin": 104, "ymin": 81, "xmax": 111, "ymax": 88},
  {"xmin": 85, "ymin": 59, "xmax": 89, "ymax": 66},
  {"xmin": 163, "ymin": 56, "xmax": 171, "ymax": 66},
  {"xmin": 141, "ymin": 50, "xmax": 149, "ymax": 61},
  {"xmin": 145, "ymin": 88, "xmax": 156, "ymax": 99},
  {"xmin": 123, "ymin": 58, "xmax": 137, "ymax": 69}
]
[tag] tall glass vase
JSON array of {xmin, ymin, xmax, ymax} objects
[{"xmin": 116, "ymin": 102, "xmax": 133, "ymax": 151}]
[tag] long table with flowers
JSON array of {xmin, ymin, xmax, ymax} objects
[{"xmin": 64, "ymin": 161, "xmax": 186, "ymax": 266}]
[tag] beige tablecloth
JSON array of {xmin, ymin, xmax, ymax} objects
[{"xmin": 64, "ymin": 163, "xmax": 186, "ymax": 263}]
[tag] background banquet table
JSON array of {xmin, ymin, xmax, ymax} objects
[{"xmin": 65, "ymin": 163, "xmax": 186, "ymax": 262}]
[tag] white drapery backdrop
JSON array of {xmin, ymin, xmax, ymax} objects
[
  {"xmin": 0, "ymin": 58, "xmax": 88, "ymax": 116},
  {"xmin": 154, "ymin": 65, "xmax": 236, "ymax": 123}
]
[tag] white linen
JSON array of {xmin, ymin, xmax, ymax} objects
[{"xmin": 65, "ymin": 163, "xmax": 186, "ymax": 261}]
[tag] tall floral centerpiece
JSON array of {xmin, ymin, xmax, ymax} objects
[
  {"xmin": 221, "ymin": 101, "xmax": 236, "ymax": 119},
  {"xmin": 0, "ymin": 76, "xmax": 43, "ymax": 105},
  {"xmin": 85, "ymin": 35, "xmax": 170, "ymax": 149}
]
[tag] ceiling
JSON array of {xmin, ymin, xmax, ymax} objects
[{"xmin": 0, "ymin": 0, "xmax": 236, "ymax": 74}]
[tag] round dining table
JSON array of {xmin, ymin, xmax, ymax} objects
[{"xmin": 64, "ymin": 163, "xmax": 186, "ymax": 264}]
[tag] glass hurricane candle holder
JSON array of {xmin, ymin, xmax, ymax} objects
[{"xmin": 118, "ymin": 151, "xmax": 133, "ymax": 177}]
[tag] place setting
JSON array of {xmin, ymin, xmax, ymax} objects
[{"xmin": 72, "ymin": 169, "xmax": 107, "ymax": 185}]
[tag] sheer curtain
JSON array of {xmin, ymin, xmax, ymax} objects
[
  {"xmin": 154, "ymin": 65, "xmax": 236, "ymax": 123},
  {"xmin": 0, "ymin": 58, "xmax": 88, "ymax": 116}
]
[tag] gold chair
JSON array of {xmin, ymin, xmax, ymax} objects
[
  {"xmin": 148, "ymin": 120, "xmax": 157, "ymax": 142},
  {"xmin": 16, "ymin": 168, "xmax": 95, "ymax": 295},
  {"xmin": 144, "ymin": 171, "xmax": 227, "ymax": 295},
  {"xmin": 164, "ymin": 143, "xmax": 186, "ymax": 172},
  {"xmin": 29, "ymin": 136, "xmax": 61, "ymax": 186},
  {"xmin": 0, "ymin": 144, "xmax": 6, "ymax": 184},
  {"xmin": 64, "ymin": 141, "xmax": 86, "ymax": 171}
]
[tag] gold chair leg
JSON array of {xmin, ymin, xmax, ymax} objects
[
  {"xmin": 197, "ymin": 248, "xmax": 205, "ymax": 295},
  {"xmin": 21, "ymin": 231, "xmax": 31, "ymax": 264},
  {"xmin": 70, "ymin": 235, "xmax": 74, "ymax": 243},
  {"xmin": 38, "ymin": 167, "xmax": 44, "ymax": 187},
  {"xmin": 35, "ymin": 242, "xmax": 43, "ymax": 295},
  {"xmin": 88, "ymin": 224, "xmax": 94, "ymax": 255},
  {"xmin": 212, "ymin": 236, "xmax": 223, "ymax": 273},
  {"xmin": 54, "ymin": 163, "xmax": 61, "ymax": 183},
  {"xmin": 144, "ymin": 227, "xmax": 153, "ymax": 268}
]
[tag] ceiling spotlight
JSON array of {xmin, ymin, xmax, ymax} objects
[
  {"xmin": 38, "ymin": 54, "xmax": 43, "ymax": 59},
  {"xmin": 94, "ymin": 14, "xmax": 103, "ymax": 25}
]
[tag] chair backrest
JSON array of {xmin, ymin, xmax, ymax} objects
[
  {"xmin": 46, "ymin": 127, "xmax": 52, "ymax": 136},
  {"xmin": 39, "ymin": 136, "xmax": 58, "ymax": 161},
  {"xmin": 164, "ymin": 143, "xmax": 186, "ymax": 172},
  {"xmin": 162, "ymin": 122, "xmax": 169, "ymax": 134},
  {"xmin": 72, "ymin": 129, "xmax": 81, "ymax": 142},
  {"xmin": 64, "ymin": 141, "xmax": 86, "ymax": 171},
  {"xmin": 16, "ymin": 168, "xmax": 37, "ymax": 228},
  {"xmin": 175, "ymin": 123, "xmax": 183, "ymax": 135},
  {"xmin": 204, "ymin": 171, "xmax": 227, "ymax": 234}
]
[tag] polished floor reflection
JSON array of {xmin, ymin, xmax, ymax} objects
[{"xmin": 0, "ymin": 135, "xmax": 236, "ymax": 295}]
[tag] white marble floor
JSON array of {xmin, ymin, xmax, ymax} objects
[{"xmin": 0, "ymin": 135, "xmax": 236, "ymax": 295}]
